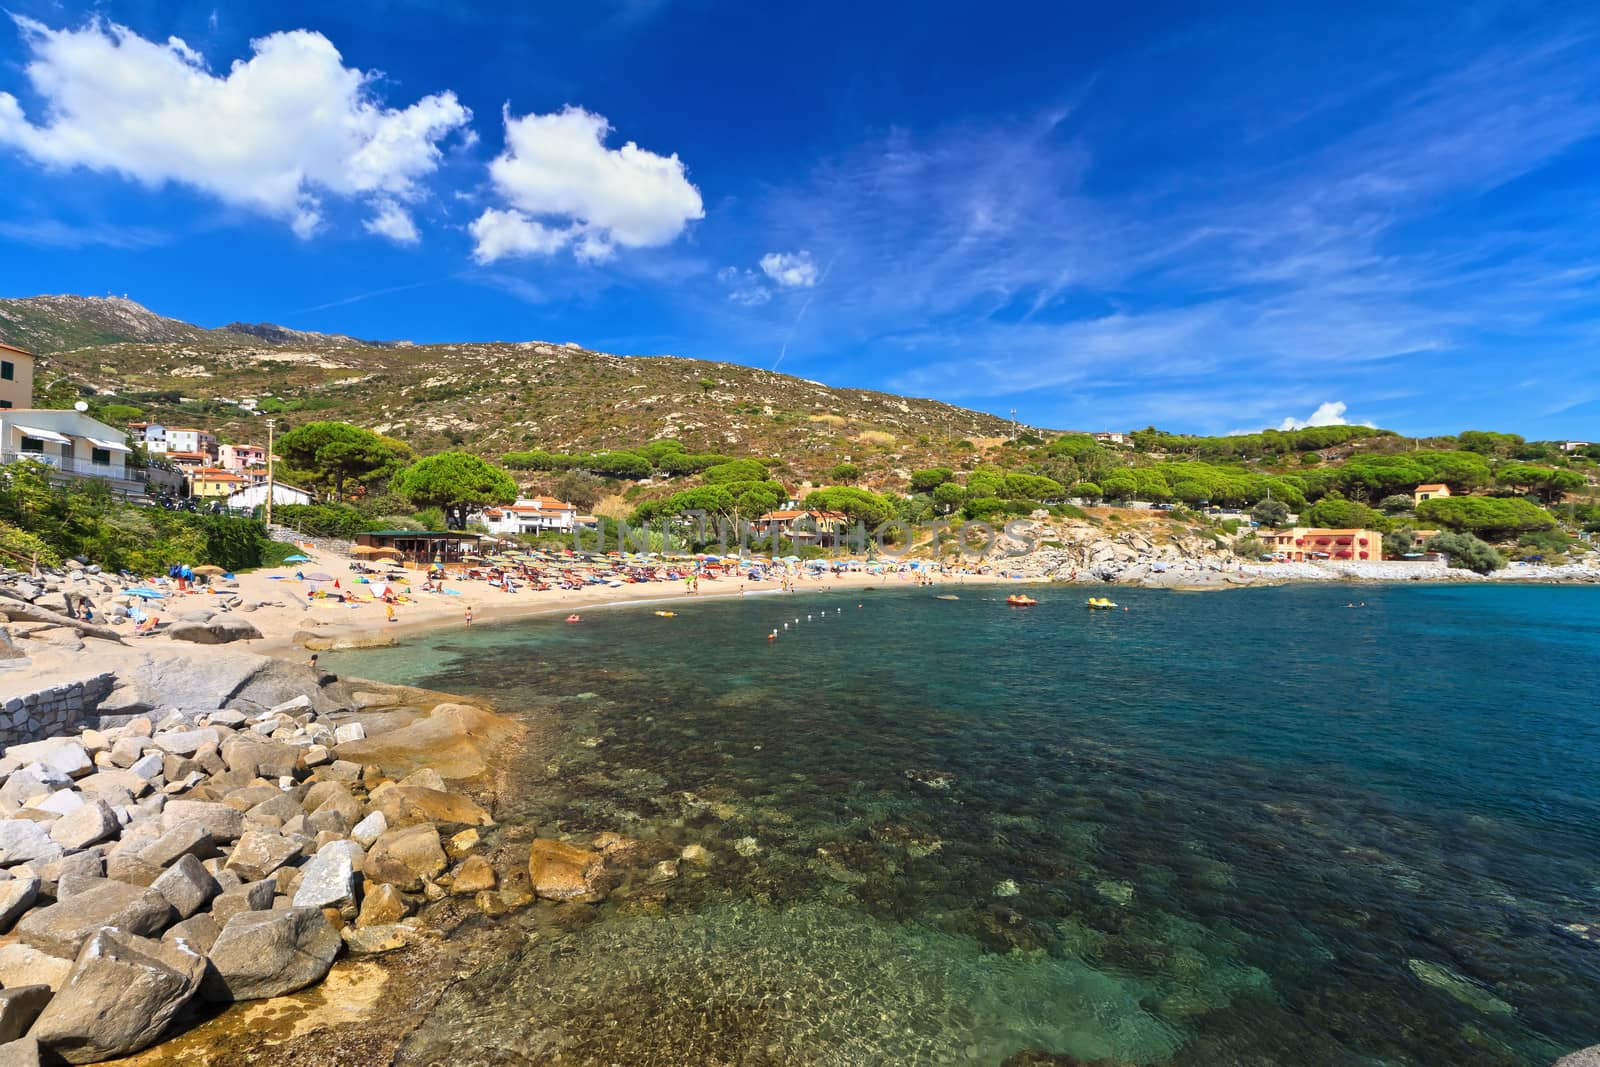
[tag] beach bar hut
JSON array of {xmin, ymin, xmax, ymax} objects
[{"xmin": 353, "ymin": 530, "xmax": 486, "ymax": 567}]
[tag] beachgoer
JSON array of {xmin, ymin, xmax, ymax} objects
[
  {"xmin": 465, "ymin": 607, "xmax": 473, "ymax": 626},
  {"xmin": 386, "ymin": 603, "xmax": 396, "ymax": 623},
  {"xmin": 309, "ymin": 653, "xmax": 319, "ymax": 670}
]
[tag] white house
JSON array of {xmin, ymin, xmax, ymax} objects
[
  {"xmin": 224, "ymin": 481, "xmax": 313, "ymax": 509},
  {"xmin": 164, "ymin": 427, "xmax": 217, "ymax": 458},
  {"xmin": 128, "ymin": 422, "xmax": 167, "ymax": 452},
  {"xmin": 1, "ymin": 408, "xmax": 140, "ymax": 495},
  {"xmin": 476, "ymin": 496, "xmax": 577, "ymax": 535},
  {"xmin": 1561, "ymin": 441, "xmax": 1593, "ymax": 453}
]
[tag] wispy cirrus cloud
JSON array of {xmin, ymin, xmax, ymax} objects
[{"xmin": 722, "ymin": 17, "xmax": 1600, "ymax": 433}]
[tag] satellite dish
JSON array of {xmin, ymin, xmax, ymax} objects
[{"xmin": 73, "ymin": 401, "xmax": 89, "ymax": 412}]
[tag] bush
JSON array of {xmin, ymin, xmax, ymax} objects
[
  {"xmin": 1378, "ymin": 494, "xmax": 1414, "ymax": 514},
  {"xmin": 1429, "ymin": 531, "xmax": 1504, "ymax": 573},
  {"xmin": 272, "ymin": 504, "xmax": 373, "ymax": 539},
  {"xmin": 0, "ymin": 521, "xmax": 60, "ymax": 567}
]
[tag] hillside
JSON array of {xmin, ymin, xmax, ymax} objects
[{"xmin": 0, "ymin": 295, "xmax": 1024, "ymax": 482}]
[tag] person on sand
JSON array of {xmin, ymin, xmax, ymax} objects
[
  {"xmin": 465, "ymin": 607, "xmax": 473, "ymax": 626},
  {"xmin": 386, "ymin": 603, "xmax": 396, "ymax": 623}
]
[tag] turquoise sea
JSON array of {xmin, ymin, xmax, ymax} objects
[{"xmin": 324, "ymin": 583, "xmax": 1600, "ymax": 1066}]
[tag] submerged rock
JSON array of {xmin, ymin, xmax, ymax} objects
[
  {"xmin": 528, "ymin": 839, "xmax": 607, "ymax": 903},
  {"xmin": 1407, "ymin": 959, "xmax": 1514, "ymax": 1015}
]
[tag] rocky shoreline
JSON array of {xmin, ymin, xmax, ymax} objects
[
  {"xmin": 991, "ymin": 519, "xmax": 1600, "ymax": 589},
  {"xmin": 0, "ymin": 606, "xmax": 555, "ymax": 1063}
]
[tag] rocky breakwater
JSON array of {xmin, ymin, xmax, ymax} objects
[{"xmin": 0, "ymin": 668, "xmax": 525, "ymax": 1063}]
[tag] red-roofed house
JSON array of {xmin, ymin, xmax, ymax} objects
[
  {"xmin": 1261, "ymin": 527, "xmax": 1383, "ymax": 562},
  {"xmin": 1413, "ymin": 483, "xmax": 1451, "ymax": 505},
  {"xmin": 476, "ymin": 496, "xmax": 578, "ymax": 535},
  {"xmin": 752, "ymin": 509, "xmax": 851, "ymax": 539}
]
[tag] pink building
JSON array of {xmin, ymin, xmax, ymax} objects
[{"xmin": 218, "ymin": 443, "xmax": 267, "ymax": 471}]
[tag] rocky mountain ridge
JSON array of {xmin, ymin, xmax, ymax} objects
[{"xmin": 0, "ymin": 295, "xmax": 1033, "ymax": 481}]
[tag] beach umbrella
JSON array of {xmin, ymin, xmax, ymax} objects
[
  {"xmin": 305, "ymin": 571, "xmax": 335, "ymax": 582},
  {"xmin": 283, "ymin": 554, "xmax": 311, "ymax": 563},
  {"xmin": 191, "ymin": 565, "xmax": 226, "ymax": 576},
  {"xmin": 352, "ymin": 545, "xmax": 400, "ymax": 558},
  {"xmin": 124, "ymin": 587, "xmax": 165, "ymax": 599}
]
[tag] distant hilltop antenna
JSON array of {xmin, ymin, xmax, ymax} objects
[{"xmin": 1010, "ymin": 408, "xmax": 1018, "ymax": 442}]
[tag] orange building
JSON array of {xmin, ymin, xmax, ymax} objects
[{"xmin": 1261, "ymin": 527, "xmax": 1382, "ymax": 562}]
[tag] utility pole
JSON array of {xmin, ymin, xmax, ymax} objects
[
  {"xmin": 1010, "ymin": 408, "xmax": 1018, "ymax": 442},
  {"xmin": 265, "ymin": 418, "xmax": 276, "ymax": 528}
]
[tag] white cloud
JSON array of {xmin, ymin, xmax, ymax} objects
[
  {"xmin": 1279, "ymin": 401, "xmax": 1353, "ymax": 430},
  {"xmin": 0, "ymin": 18, "xmax": 471, "ymax": 238},
  {"xmin": 717, "ymin": 266, "xmax": 772, "ymax": 306},
  {"xmin": 363, "ymin": 199, "xmax": 420, "ymax": 244},
  {"xmin": 471, "ymin": 105, "xmax": 703, "ymax": 263},
  {"xmin": 759, "ymin": 250, "xmax": 818, "ymax": 288},
  {"xmin": 469, "ymin": 208, "xmax": 570, "ymax": 262}
]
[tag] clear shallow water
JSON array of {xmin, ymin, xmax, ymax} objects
[{"xmin": 325, "ymin": 584, "xmax": 1600, "ymax": 1066}]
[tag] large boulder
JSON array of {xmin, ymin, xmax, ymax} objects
[
  {"xmin": 223, "ymin": 830, "xmax": 303, "ymax": 881},
  {"xmin": 160, "ymin": 800, "xmax": 243, "ymax": 843},
  {"xmin": 221, "ymin": 737, "xmax": 298, "ymax": 779},
  {"xmin": 0, "ymin": 985, "xmax": 51, "ymax": 1044},
  {"xmin": 0, "ymin": 876, "xmax": 39, "ymax": 933},
  {"xmin": 0, "ymin": 943, "xmax": 72, "ymax": 992},
  {"xmin": 369, "ymin": 787, "xmax": 493, "ymax": 831},
  {"xmin": 28, "ymin": 930, "xmax": 205, "ymax": 1063},
  {"xmin": 365, "ymin": 825, "xmax": 446, "ymax": 892},
  {"xmin": 0, "ymin": 819, "xmax": 64, "ymax": 867},
  {"xmin": 14, "ymin": 880, "xmax": 174, "ymax": 959},
  {"xmin": 527, "ymin": 839, "xmax": 607, "ymax": 903},
  {"xmin": 47, "ymin": 802, "xmax": 118, "ymax": 851},
  {"xmin": 96, "ymin": 648, "xmax": 355, "ymax": 717},
  {"xmin": 334, "ymin": 702, "xmax": 522, "ymax": 781},
  {"xmin": 292, "ymin": 842, "xmax": 358, "ymax": 915},
  {"xmin": 165, "ymin": 617, "xmax": 263, "ymax": 645},
  {"xmin": 151, "ymin": 855, "xmax": 219, "ymax": 919},
  {"xmin": 199, "ymin": 907, "xmax": 341, "ymax": 1002},
  {"xmin": 5, "ymin": 740, "xmax": 91, "ymax": 779}
]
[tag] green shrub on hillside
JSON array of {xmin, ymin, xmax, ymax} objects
[{"xmin": 272, "ymin": 504, "xmax": 373, "ymax": 539}]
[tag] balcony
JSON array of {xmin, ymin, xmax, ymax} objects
[{"xmin": 2, "ymin": 450, "xmax": 150, "ymax": 496}]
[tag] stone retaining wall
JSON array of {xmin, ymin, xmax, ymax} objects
[{"xmin": 0, "ymin": 671, "xmax": 115, "ymax": 746}]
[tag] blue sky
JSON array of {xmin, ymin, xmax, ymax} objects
[{"xmin": 2, "ymin": 1, "xmax": 1599, "ymax": 438}]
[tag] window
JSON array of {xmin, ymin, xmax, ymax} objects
[
  {"xmin": 91, "ymin": 447, "xmax": 111, "ymax": 465},
  {"xmin": 0, "ymin": 361, "xmax": 12, "ymax": 381},
  {"xmin": 0, "ymin": 401, "xmax": 10, "ymax": 409},
  {"xmin": 20, "ymin": 436, "xmax": 44, "ymax": 453}
]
